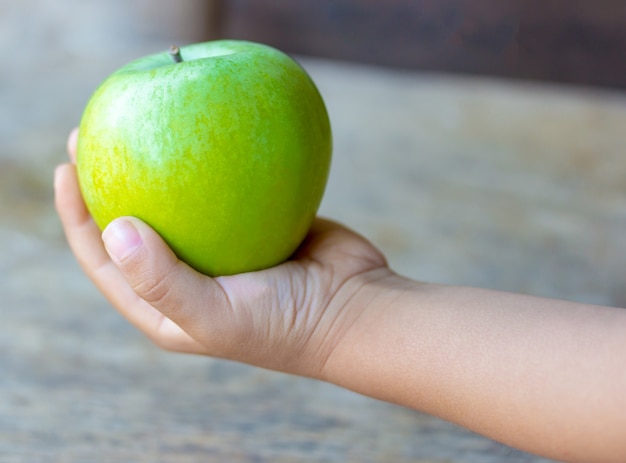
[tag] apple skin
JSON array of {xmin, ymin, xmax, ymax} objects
[{"xmin": 77, "ymin": 40, "xmax": 332, "ymax": 276}]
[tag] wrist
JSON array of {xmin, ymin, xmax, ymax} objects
[{"xmin": 316, "ymin": 269, "xmax": 416, "ymax": 385}]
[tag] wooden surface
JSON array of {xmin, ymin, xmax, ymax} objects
[
  {"xmin": 217, "ymin": 0, "xmax": 626, "ymax": 88},
  {"xmin": 2, "ymin": 1, "xmax": 626, "ymax": 461}
]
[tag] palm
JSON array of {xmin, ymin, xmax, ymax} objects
[{"xmin": 212, "ymin": 219, "xmax": 389, "ymax": 373}]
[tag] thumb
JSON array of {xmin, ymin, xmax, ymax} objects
[{"xmin": 101, "ymin": 217, "xmax": 238, "ymax": 356}]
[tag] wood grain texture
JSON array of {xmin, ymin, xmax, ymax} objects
[{"xmin": 3, "ymin": 2, "xmax": 625, "ymax": 461}]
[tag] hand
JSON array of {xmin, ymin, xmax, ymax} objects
[
  {"xmin": 54, "ymin": 128, "xmax": 392, "ymax": 378},
  {"xmin": 55, "ymin": 130, "xmax": 626, "ymax": 462}
]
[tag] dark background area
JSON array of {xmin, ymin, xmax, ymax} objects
[{"xmin": 210, "ymin": 0, "xmax": 626, "ymax": 89}]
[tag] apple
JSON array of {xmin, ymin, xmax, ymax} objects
[{"xmin": 76, "ymin": 40, "xmax": 332, "ymax": 276}]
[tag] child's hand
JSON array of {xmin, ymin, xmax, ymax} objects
[
  {"xmin": 55, "ymin": 129, "xmax": 626, "ymax": 462},
  {"xmin": 54, "ymin": 129, "xmax": 391, "ymax": 378}
]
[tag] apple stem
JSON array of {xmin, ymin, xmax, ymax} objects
[{"xmin": 169, "ymin": 45, "xmax": 183, "ymax": 63}]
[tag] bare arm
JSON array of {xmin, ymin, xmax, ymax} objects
[{"xmin": 323, "ymin": 275, "xmax": 626, "ymax": 462}]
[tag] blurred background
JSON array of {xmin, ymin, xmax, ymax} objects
[{"xmin": 1, "ymin": 1, "xmax": 625, "ymax": 462}]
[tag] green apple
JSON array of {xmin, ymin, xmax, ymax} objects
[{"xmin": 76, "ymin": 40, "xmax": 332, "ymax": 276}]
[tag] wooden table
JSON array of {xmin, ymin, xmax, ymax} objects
[{"xmin": 2, "ymin": 6, "xmax": 625, "ymax": 460}]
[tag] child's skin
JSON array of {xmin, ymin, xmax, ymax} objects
[{"xmin": 55, "ymin": 128, "xmax": 626, "ymax": 463}]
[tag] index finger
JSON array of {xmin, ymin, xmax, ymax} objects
[{"xmin": 67, "ymin": 127, "xmax": 79, "ymax": 163}]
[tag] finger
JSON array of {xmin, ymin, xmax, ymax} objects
[
  {"xmin": 102, "ymin": 217, "xmax": 244, "ymax": 359},
  {"xmin": 67, "ymin": 127, "xmax": 79, "ymax": 163},
  {"xmin": 54, "ymin": 163, "xmax": 107, "ymax": 269},
  {"xmin": 296, "ymin": 218, "xmax": 387, "ymax": 270},
  {"xmin": 54, "ymin": 163, "xmax": 205, "ymax": 354}
]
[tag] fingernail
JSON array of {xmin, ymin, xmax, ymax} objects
[{"xmin": 102, "ymin": 219, "xmax": 143, "ymax": 261}]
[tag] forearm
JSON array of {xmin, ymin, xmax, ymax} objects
[{"xmin": 323, "ymin": 274, "xmax": 626, "ymax": 463}]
